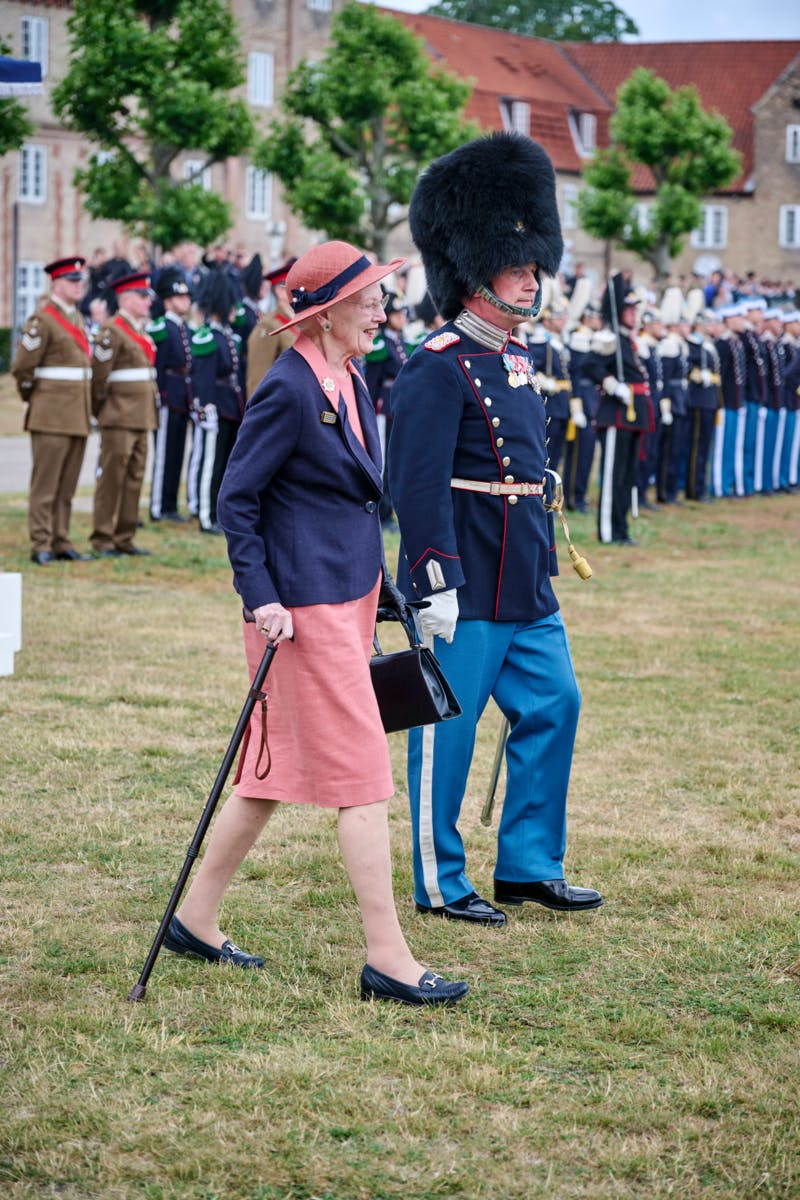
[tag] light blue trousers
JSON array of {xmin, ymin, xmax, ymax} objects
[{"xmin": 407, "ymin": 613, "xmax": 581, "ymax": 907}]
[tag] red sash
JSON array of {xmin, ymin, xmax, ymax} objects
[
  {"xmin": 44, "ymin": 304, "xmax": 91, "ymax": 358},
  {"xmin": 113, "ymin": 315, "xmax": 156, "ymax": 365}
]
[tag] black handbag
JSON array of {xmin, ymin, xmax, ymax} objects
[{"xmin": 370, "ymin": 614, "xmax": 462, "ymax": 733}]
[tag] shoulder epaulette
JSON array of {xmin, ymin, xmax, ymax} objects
[
  {"xmin": 424, "ymin": 331, "xmax": 461, "ymax": 353},
  {"xmin": 591, "ymin": 329, "xmax": 616, "ymax": 355},
  {"xmin": 146, "ymin": 316, "xmax": 167, "ymax": 344},
  {"xmin": 508, "ymin": 334, "xmax": 529, "ymax": 348},
  {"xmin": 191, "ymin": 326, "xmax": 216, "ymax": 357},
  {"xmin": 569, "ymin": 331, "xmax": 591, "ymax": 353},
  {"xmin": 658, "ymin": 334, "xmax": 681, "ymax": 358},
  {"xmin": 527, "ymin": 327, "xmax": 547, "ymax": 345}
]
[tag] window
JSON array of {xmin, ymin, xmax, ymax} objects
[
  {"xmin": 779, "ymin": 205, "xmax": 800, "ymax": 249},
  {"xmin": 19, "ymin": 144, "xmax": 46, "ymax": 204},
  {"xmin": 568, "ymin": 110, "xmax": 597, "ymax": 158},
  {"xmin": 307, "ymin": 0, "xmax": 332, "ymax": 11},
  {"xmin": 21, "ymin": 15, "xmax": 48, "ymax": 78},
  {"xmin": 184, "ymin": 158, "xmax": 212, "ymax": 191},
  {"xmin": 635, "ymin": 202, "xmax": 652, "ymax": 232},
  {"xmin": 787, "ymin": 126, "xmax": 800, "ymax": 164},
  {"xmin": 691, "ymin": 205, "xmax": 728, "ymax": 250},
  {"xmin": 16, "ymin": 261, "xmax": 46, "ymax": 325},
  {"xmin": 248, "ymin": 51, "xmax": 274, "ymax": 106},
  {"xmin": 500, "ymin": 99, "xmax": 530, "ymax": 136},
  {"xmin": 246, "ymin": 166, "xmax": 271, "ymax": 220},
  {"xmin": 562, "ymin": 183, "xmax": 579, "ymax": 230}
]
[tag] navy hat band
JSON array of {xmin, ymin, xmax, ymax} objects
[{"xmin": 291, "ymin": 255, "xmax": 371, "ymax": 314}]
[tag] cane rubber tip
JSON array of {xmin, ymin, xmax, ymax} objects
[{"xmin": 127, "ymin": 984, "xmax": 147, "ymax": 1003}]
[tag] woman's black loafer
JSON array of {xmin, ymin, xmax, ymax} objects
[
  {"xmin": 360, "ymin": 963, "xmax": 468, "ymax": 1006},
  {"xmin": 164, "ymin": 915, "xmax": 265, "ymax": 970}
]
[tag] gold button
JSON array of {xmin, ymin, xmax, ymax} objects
[
  {"xmin": 496, "ymin": 437, "xmax": 504, "ymax": 447},
  {"xmin": 508, "ymin": 495, "xmax": 518, "ymax": 506},
  {"xmin": 504, "ymin": 474, "xmax": 515, "ymax": 483},
  {"xmin": 492, "ymin": 417, "xmax": 500, "ymax": 427},
  {"xmin": 485, "ymin": 398, "xmax": 492, "ymax": 407},
  {"xmin": 502, "ymin": 456, "xmax": 511, "ymax": 466}
]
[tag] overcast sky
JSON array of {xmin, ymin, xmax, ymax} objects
[{"xmin": 380, "ymin": 0, "xmax": 800, "ymax": 41}]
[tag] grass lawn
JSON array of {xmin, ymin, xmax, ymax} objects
[{"xmin": 0, "ymin": 472, "xmax": 798, "ymax": 1199}]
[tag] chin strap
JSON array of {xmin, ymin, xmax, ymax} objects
[{"xmin": 477, "ymin": 274, "xmax": 543, "ymax": 320}]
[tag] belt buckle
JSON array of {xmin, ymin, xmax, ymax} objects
[{"xmin": 489, "ymin": 482, "xmax": 502, "ymax": 495}]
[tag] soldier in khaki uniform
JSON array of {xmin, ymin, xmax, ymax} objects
[
  {"xmin": 90, "ymin": 272, "xmax": 158, "ymax": 557},
  {"xmin": 12, "ymin": 257, "xmax": 93, "ymax": 564},
  {"xmin": 244, "ymin": 258, "xmax": 296, "ymax": 399}
]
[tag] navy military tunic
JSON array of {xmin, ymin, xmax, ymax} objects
[{"xmin": 388, "ymin": 322, "xmax": 559, "ymax": 623}]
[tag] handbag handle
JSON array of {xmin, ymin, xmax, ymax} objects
[{"xmin": 372, "ymin": 609, "xmax": 423, "ymax": 656}]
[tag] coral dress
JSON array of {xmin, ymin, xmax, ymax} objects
[{"xmin": 233, "ymin": 350, "xmax": 393, "ymax": 808}]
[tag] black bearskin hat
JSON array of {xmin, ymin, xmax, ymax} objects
[
  {"xmin": 155, "ymin": 266, "xmax": 190, "ymax": 300},
  {"xmin": 196, "ymin": 268, "xmax": 237, "ymax": 321},
  {"xmin": 409, "ymin": 132, "xmax": 564, "ymax": 321},
  {"xmin": 240, "ymin": 253, "xmax": 263, "ymax": 300},
  {"xmin": 601, "ymin": 272, "xmax": 638, "ymax": 326}
]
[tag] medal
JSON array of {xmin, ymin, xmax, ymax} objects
[{"xmin": 502, "ymin": 352, "xmax": 533, "ymax": 389}]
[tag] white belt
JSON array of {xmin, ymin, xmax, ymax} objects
[
  {"xmin": 107, "ymin": 368, "xmax": 156, "ymax": 383},
  {"xmin": 34, "ymin": 366, "xmax": 91, "ymax": 381},
  {"xmin": 451, "ymin": 477, "xmax": 545, "ymax": 496}
]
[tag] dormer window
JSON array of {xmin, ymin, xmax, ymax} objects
[
  {"xmin": 569, "ymin": 110, "xmax": 596, "ymax": 157},
  {"xmin": 500, "ymin": 99, "xmax": 530, "ymax": 137},
  {"xmin": 787, "ymin": 125, "xmax": 800, "ymax": 164}
]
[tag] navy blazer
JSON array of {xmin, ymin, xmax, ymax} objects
[
  {"xmin": 388, "ymin": 321, "xmax": 560, "ymax": 623},
  {"xmin": 217, "ymin": 342, "xmax": 384, "ymax": 612}
]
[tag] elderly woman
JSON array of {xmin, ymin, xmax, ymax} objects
[{"xmin": 165, "ymin": 242, "xmax": 467, "ymax": 1007}]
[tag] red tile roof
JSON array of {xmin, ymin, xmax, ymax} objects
[
  {"xmin": 383, "ymin": 8, "xmax": 800, "ymax": 194},
  {"xmin": 564, "ymin": 40, "xmax": 800, "ymax": 189},
  {"xmin": 384, "ymin": 9, "xmax": 611, "ymax": 172}
]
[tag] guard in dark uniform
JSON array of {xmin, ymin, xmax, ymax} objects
[
  {"xmin": 655, "ymin": 290, "xmax": 690, "ymax": 504},
  {"xmin": 388, "ymin": 132, "xmax": 602, "ymax": 926},
  {"xmin": 712, "ymin": 304, "xmax": 748, "ymax": 497},
  {"xmin": 583, "ymin": 278, "xmax": 655, "ymax": 544},
  {"xmin": 526, "ymin": 296, "xmax": 575, "ymax": 477},
  {"xmin": 190, "ymin": 270, "xmax": 244, "ymax": 533},
  {"xmin": 635, "ymin": 306, "xmax": 665, "ymax": 509},
  {"xmin": 148, "ymin": 267, "xmax": 193, "ymax": 521},
  {"xmin": 564, "ymin": 301, "xmax": 602, "ymax": 512},
  {"xmin": 12, "ymin": 257, "xmax": 93, "ymax": 563},
  {"xmin": 685, "ymin": 310, "xmax": 722, "ymax": 501},
  {"xmin": 364, "ymin": 292, "xmax": 408, "ymax": 531},
  {"xmin": 740, "ymin": 297, "xmax": 768, "ymax": 494},
  {"xmin": 779, "ymin": 311, "xmax": 800, "ymax": 490},
  {"xmin": 237, "ymin": 254, "xmax": 264, "ymax": 395},
  {"xmin": 760, "ymin": 307, "xmax": 788, "ymax": 495}
]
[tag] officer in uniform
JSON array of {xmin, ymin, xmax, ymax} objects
[
  {"xmin": 740, "ymin": 297, "xmax": 768, "ymax": 495},
  {"xmin": 388, "ymin": 132, "xmax": 602, "ymax": 926},
  {"xmin": 635, "ymin": 305, "xmax": 666, "ymax": 509},
  {"xmin": 527, "ymin": 295, "xmax": 579, "ymax": 478},
  {"xmin": 245, "ymin": 258, "xmax": 297, "ymax": 399},
  {"xmin": 685, "ymin": 310, "xmax": 723, "ymax": 502},
  {"xmin": 760, "ymin": 307, "xmax": 788, "ymax": 495},
  {"xmin": 12, "ymin": 257, "xmax": 93, "ymax": 564},
  {"xmin": 712, "ymin": 304, "xmax": 748, "ymax": 498},
  {"xmin": 90, "ymin": 271, "xmax": 157, "ymax": 556},
  {"xmin": 190, "ymin": 269, "xmax": 244, "ymax": 534},
  {"xmin": 583, "ymin": 277, "xmax": 655, "ymax": 544},
  {"xmin": 564, "ymin": 300, "xmax": 602, "ymax": 513},
  {"xmin": 148, "ymin": 266, "xmax": 193, "ymax": 522},
  {"xmin": 779, "ymin": 311, "xmax": 800, "ymax": 490},
  {"xmin": 655, "ymin": 291, "xmax": 690, "ymax": 505},
  {"xmin": 364, "ymin": 292, "xmax": 409, "ymax": 531}
]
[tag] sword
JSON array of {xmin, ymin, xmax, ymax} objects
[{"xmin": 481, "ymin": 715, "xmax": 509, "ymax": 826}]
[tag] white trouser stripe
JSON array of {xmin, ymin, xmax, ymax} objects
[
  {"xmin": 754, "ymin": 406, "xmax": 767, "ymax": 492},
  {"xmin": 150, "ymin": 404, "xmax": 169, "ymax": 517},
  {"xmin": 418, "ymin": 722, "xmax": 442, "ymax": 907},
  {"xmin": 773, "ymin": 410, "xmax": 786, "ymax": 489},
  {"xmin": 197, "ymin": 428, "xmax": 216, "ymax": 528},
  {"xmin": 712, "ymin": 410, "xmax": 724, "ymax": 496},
  {"xmin": 789, "ymin": 416, "xmax": 800, "ymax": 486},
  {"xmin": 734, "ymin": 406, "xmax": 746, "ymax": 496},
  {"xmin": 599, "ymin": 426, "xmax": 616, "ymax": 543}
]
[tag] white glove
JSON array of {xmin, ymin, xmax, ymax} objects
[
  {"xmin": 614, "ymin": 382, "xmax": 631, "ymax": 405},
  {"xmin": 538, "ymin": 374, "xmax": 557, "ymax": 394},
  {"xmin": 420, "ymin": 589, "xmax": 459, "ymax": 644},
  {"xmin": 569, "ymin": 397, "xmax": 587, "ymax": 429},
  {"xmin": 701, "ymin": 368, "xmax": 712, "ymax": 387},
  {"xmin": 602, "ymin": 375, "xmax": 618, "ymax": 396},
  {"xmin": 199, "ymin": 403, "xmax": 218, "ymax": 432},
  {"xmin": 659, "ymin": 398, "xmax": 673, "ymax": 426}
]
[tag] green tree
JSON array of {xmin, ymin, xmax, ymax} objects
[
  {"xmin": 578, "ymin": 69, "xmax": 741, "ymax": 279},
  {"xmin": 427, "ymin": 0, "xmax": 638, "ymax": 42},
  {"xmin": 0, "ymin": 37, "xmax": 35, "ymax": 156},
  {"xmin": 52, "ymin": 0, "xmax": 255, "ymax": 251},
  {"xmin": 255, "ymin": 2, "xmax": 480, "ymax": 259}
]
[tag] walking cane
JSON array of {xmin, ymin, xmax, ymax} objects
[{"xmin": 128, "ymin": 640, "xmax": 278, "ymax": 1002}]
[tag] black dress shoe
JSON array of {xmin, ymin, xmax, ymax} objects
[
  {"xmin": 494, "ymin": 878, "xmax": 603, "ymax": 912},
  {"xmin": 117, "ymin": 545, "xmax": 152, "ymax": 556},
  {"xmin": 360, "ymin": 963, "xmax": 468, "ymax": 1006},
  {"xmin": 93, "ymin": 548, "xmax": 123, "ymax": 558},
  {"xmin": 55, "ymin": 549, "xmax": 93, "ymax": 562},
  {"xmin": 612, "ymin": 536, "xmax": 639, "ymax": 546},
  {"xmin": 163, "ymin": 915, "xmax": 265, "ymax": 969},
  {"xmin": 30, "ymin": 551, "xmax": 55, "ymax": 565},
  {"xmin": 162, "ymin": 511, "xmax": 189, "ymax": 523},
  {"xmin": 415, "ymin": 890, "xmax": 506, "ymax": 927}
]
